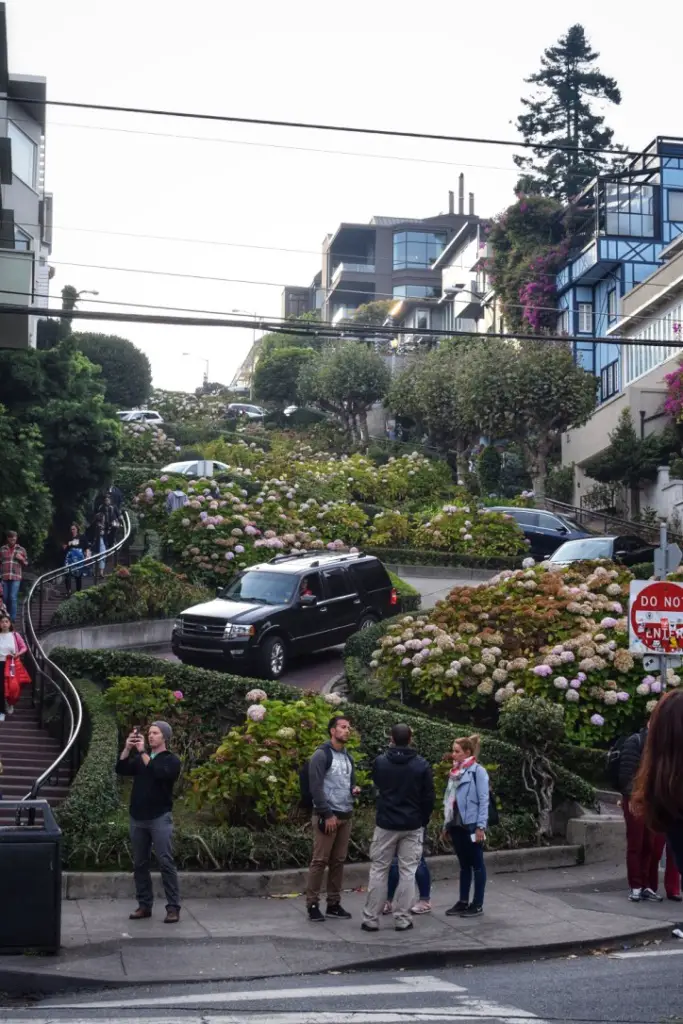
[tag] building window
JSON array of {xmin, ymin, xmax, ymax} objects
[
  {"xmin": 669, "ymin": 190, "xmax": 683, "ymax": 222},
  {"xmin": 608, "ymin": 289, "xmax": 617, "ymax": 324},
  {"xmin": 557, "ymin": 309, "xmax": 569, "ymax": 335},
  {"xmin": 8, "ymin": 121, "xmax": 36, "ymax": 189},
  {"xmin": 578, "ymin": 302, "xmax": 593, "ymax": 334},
  {"xmin": 14, "ymin": 226, "xmax": 32, "ymax": 251},
  {"xmin": 600, "ymin": 359, "xmax": 619, "ymax": 402},
  {"xmin": 415, "ymin": 310, "xmax": 430, "ymax": 330},
  {"xmin": 603, "ymin": 183, "xmax": 655, "ymax": 238},
  {"xmin": 392, "ymin": 284, "xmax": 439, "ymax": 298},
  {"xmin": 393, "ymin": 231, "xmax": 446, "ymax": 270}
]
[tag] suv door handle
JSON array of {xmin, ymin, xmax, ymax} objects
[
  {"xmin": 319, "ymin": 607, "xmax": 328, "ymax": 613},
  {"xmin": 353, "ymin": 599, "xmax": 361, "ymax": 604}
]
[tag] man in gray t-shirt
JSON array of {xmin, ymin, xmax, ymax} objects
[{"xmin": 305, "ymin": 715, "xmax": 359, "ymax": 923}]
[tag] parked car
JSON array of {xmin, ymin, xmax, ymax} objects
[
  {"xmin": 117, "ymin": 409, "xmax": 164, "ymax": 425},
  {"xmin": 161, "ymin": 460, "xmax": 230, "ymax": 477},
  {"xmin": 488, "ymin": 506, "xmax": 593, "ymax": 559},
  {"xmin": 226, "ymin": 402, "xmax": 265, "ymax": 421},
  {"xmin": 172, "ymin": 551, "xmax": 398, "ymax": 678},
  {"xmin": 547, "ymin": 535, "xmax": 656, "ymax": 567}
]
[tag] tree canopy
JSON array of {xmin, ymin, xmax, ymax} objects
[
  {"xmin": 0, "ymin": 405, "xmax": 52, "ymax": 553},
  {"xmin": 298, "ymin": 343, "xmax": 390, "ymax": 442},
  {"xmin": 72, "ymin": 332, "xmax": 152, "ymax": 409},
  {"xmin": 252, "ymin": 346, "xmax": 316, "ymax": 407},
  {"xmin": 514, "ymin": 24, "xmax": 623, "ymax": 200}
]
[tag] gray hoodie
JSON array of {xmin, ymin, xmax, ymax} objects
[{"xmin": 309, "ymin": 741, "xmax": 355, "ymax": 819}]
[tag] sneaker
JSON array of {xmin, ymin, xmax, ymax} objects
[
  {"xmin": 673, "ymin": 924, "xmax": 683, "ymax": 939},
  {"xmin": 628, "ymin": 888, "xmax": 643, "ymax": 902},
  {"xmin": 642, "ymin": 888, "xmax": 664, "ymax": 902},
  {"xmin": 361, "ymin": 921, "xmax": 379, "ymax": 932},
  {"xmin": 326, "ymin": 903, "xmax": 352, "ymax": 920},
  {"xmin": 395, "ymin": 920, "xmax": 414, "ymax": 931},
  {"xmin": 460, "ymin": 903, "xmax": 484, "ymax": 917},
  {"xmin": 382, "ymin": 901, "xmax": 393, "ymax": 915},
  {"xmin": 411, "ymin": 900, "xmax": 432, "ymax": 915},
  {"xmin": 7, "ymin": 706, "xmax": 13, "ymax": 716},
  {"xmin": 445, "ymin": 900, "xmax": 469, "ymax": 916},
  {"xmin": 308, "ymin": 904, "xmax": 325, "ymax": 923},
  {"xmin": 0, "ymin": 714, "xmax": 5, "ymax": 722}
]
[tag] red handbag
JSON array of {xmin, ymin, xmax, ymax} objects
[{"xmin": 4, "ymin": 659, "xmax": 21, "ymax": 704}]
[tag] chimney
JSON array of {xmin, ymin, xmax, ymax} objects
[
  {"xmin": 448, "ymin": 190, "xmax": 455, "ymax": 215},
  {"xmin": 458, "ymin": 173, "xmax": 464, "ymax": 215},
  {"xmin": 469, "ymin": 193, "xmax": 475, "ymax": 215}
]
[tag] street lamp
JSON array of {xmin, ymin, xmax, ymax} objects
[
  {"xmin": 182, "ymin": 352, "xmax": 210, "ymax": 385},
  {"xmin": 76, "ymin": 289, "xmax": 99, "ymax": 299}
]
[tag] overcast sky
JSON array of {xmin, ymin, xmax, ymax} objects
[{"xmin": 7, "ymin": 0, "xmax": 683, "ymax": 393}]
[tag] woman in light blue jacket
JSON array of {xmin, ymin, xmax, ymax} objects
[{"xmin": 442, "ymin": 734, "xmax": 489, "ymax": 917}]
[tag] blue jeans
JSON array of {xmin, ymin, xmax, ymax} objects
[
  {"xmin": 388, "ymin": 854, "xmax": 430, "ymax": 901},
  {"xmin": 2, "ymin": 579, "xmax": 20, "ymax": 621},
  {"xmin": 449, "ymin": 825, "xmax": 486, "ymax": 907}
]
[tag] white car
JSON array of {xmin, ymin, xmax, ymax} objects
[
  {"xmin": 117, "ymin": 409, "xmax": 164, "ymax": 425},
  {"xmin": 161, "ymin": 460, "xmax": 230, "ymax": 477},
  {"xmin": 226, "ymin": 403, "xmax": 265, "ymax": 420}
]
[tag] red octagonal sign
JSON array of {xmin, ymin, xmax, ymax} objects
[{"xmin": 629, "ymin": 580, "xmax": 683, "ymax": 653}]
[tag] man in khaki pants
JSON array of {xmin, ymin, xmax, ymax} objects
[
  {"xmin": 362, "ymin": 724, "xmax": 435, "ymax": 932},
  {"xmin": 306, "ymin": 715, "xmax": 360, "ymax": 923}
]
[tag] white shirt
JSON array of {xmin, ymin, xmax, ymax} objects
[{"xmin": 0, "ymin": 632, "xmax": 17, "ymax": 661}]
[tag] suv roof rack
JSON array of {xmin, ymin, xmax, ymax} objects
[
  {"xmin": 267, "ymin": 550, "xmax": 366, "ymax": 566},
  {"xmin": 267, "ymin": 551, "xmax": 316, "ymax": 565}
]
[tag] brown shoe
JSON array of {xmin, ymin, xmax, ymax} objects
[
  {"xmin": 129, "ymin": 906, "xmax": 152, "ymax": 920},
  {"xmin": 164, "ymin": 907, "xmax": 180, "ymax": 924}
]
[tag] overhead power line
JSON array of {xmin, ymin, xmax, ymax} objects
[
  {"xmin": 14, "ymin": 95, "xmax": 643, "ymax": 158},
  {"xmin": 4, "ymin": 303, "xmax": 680, "ymax": 350}
]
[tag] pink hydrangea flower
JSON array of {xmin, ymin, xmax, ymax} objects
[{"xmin": 173, "ymin": 690, "xmax": 183, "ymax": 701}]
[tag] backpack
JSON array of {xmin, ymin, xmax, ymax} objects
[
  {"xmin": 606, "ymin": 730, "xmax": 645, "ymax": 791},
  {"xmin": 299, "ymin": 744, "xmax": 333, "ymax": 810},
  {"xmin": 473, "ymin": 764, "xmax": 500, "ymax": 827}
]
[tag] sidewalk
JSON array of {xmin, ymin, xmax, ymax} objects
[{"xmin": 0, "ymin": 863, "xmax": 679, "ymax": 994}]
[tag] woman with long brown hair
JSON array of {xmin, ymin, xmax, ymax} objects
[
  {"xmin": 442, "ymin": 734, "xmax": 489, "ymax": 917},
  {"xmin": 632, "ymin": 690, "xmax": 683, "ymax": 935}
]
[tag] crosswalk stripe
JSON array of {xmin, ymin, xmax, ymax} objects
[
  {"xmin": 0, "ymin": 1014, "xmax": 543, "ymax": 1024},
  {"xmin": 610, "ymin": 946, "xmax": 683, "ymax": 959}
]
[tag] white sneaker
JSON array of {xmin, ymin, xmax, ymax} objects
[
  {"xmin": 642, "ymin": 888, "xmax": 664, "ymax": 902},
  {"xmin": 0, "ymin": 714, "xmax": 5, "ymax": 722},
  {"xmin": 673, "ymin": 924, "xmax": 683, "ymax": 939},
  {"xmin": 7, "ymin": 706, "xmax": 13, "ymax": 715},
  {"xmin": 628, "ymin": 888, "xmax": 643, "ymax": 901}
]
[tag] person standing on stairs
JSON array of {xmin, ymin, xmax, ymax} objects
[
  {"xmin": 0, "ymin": 613, "xmax": 28, "ymax": 722},
  {"xmin": 63, "ymin": 524, "xmax": 89, "ymax": 598},
  {"xmin": 1, "ymin": 531, "xmax": 28, "ymax": 622}
]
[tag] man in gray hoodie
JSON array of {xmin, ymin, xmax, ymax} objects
[{"xmin": 305, "ymin": 715, "xmax": 359, "ymax": 923}]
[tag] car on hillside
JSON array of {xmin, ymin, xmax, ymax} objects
[
  {"xmin": 487, "ymin": 505, "xmax": 593, "ymax": 559},
  {"xmin": 161, "ymin": 460, "xmax": 230, "ymax": 477},
  {"xmin": 547, "ymin": 535, "xmax": 656, "ymax": 567},
  {"xmin": 117, "ymin": 409, "xmax": 164, "ymax": 425},
  {"xmin": 172, "ymin": 551, "xmax": 398, "ymax": 679},
  {"xmin": 226, "ymin": 402, "xmax": 266, "ymax": 421}
]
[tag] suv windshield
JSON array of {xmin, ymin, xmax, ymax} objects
[
  {"xmin": 224, "ymin": 571, "xmax": 296, "ymax": 605},
  {"xmin": 550, "ymin": 538, "xmax": 613, "ymax": 561}
]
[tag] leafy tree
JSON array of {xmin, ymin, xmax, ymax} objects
[
  {"xmin": 514, "ymin": 24, "xmax": 623, "ymax": 200},
  {"xmin": 194, "ymin": 381, "xmax": 231, "ymax": 397},
  {"xmin": 58, "ymin": 284, "xmax": 80, "ymax": 340},
  {"xmin": 583, "ymin": 409, "xmax": 676, "ymax": 518},
  {"xmin": 0, "ymin": 405, "xmax": 52, "ymax": 555},
  {"xmin": 253, "ymin": 346, "xmax": 316, "ymax": 407},
  {"xmin": 72, "ymin": 332, "xmax": 152, "ymax": 408},
  {"xmin": 457, "ymin": 339, "xmax": 598, "ymax": 499},
  {"xmin": 298, "ymin": 343, "xmax": 390, "ymax": 442},
  {"xmin": 351, "ymin": 300, "xmax": 394, "ymax": 325},
  {"xmin": 477, "ymin": 445, "xmax": 502, "ymax": 495}
]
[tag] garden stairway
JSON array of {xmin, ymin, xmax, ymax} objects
[{"xmin": 0, "ymin": 691, "xmax": 71, "ymax": 823}]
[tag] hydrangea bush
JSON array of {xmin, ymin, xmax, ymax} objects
[
  {"xmin": 120, "ymin": 423, "xmax": 179, "ymax": 467},
  {"xmin": 413, "ymin": 505, "xmax": 527, "ymax": 557}
]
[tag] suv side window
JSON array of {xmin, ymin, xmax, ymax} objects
[
  {"xmin": 510, "ymin": 510, "xmax": 540, "ymax": 527},
  {"xmin": 322, "ymin": 568, "xmax": 354, "ymax": 599},
  {"xmin": 299, "ymin": 572, "xmax": 323, "ymax": 599},
  {"xmin": 537, "ymin": 513, "xmax": 564, "ymax": 531},
  {"xmin": 349, "ymin": 560, "xmax": 390, "ymax": 593}
]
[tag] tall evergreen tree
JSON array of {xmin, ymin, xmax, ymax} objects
[{"xmin": 514, "ymin": 24, "xmax": 622, "ymax": 201}]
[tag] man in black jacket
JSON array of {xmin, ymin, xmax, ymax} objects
[
  {"xmin": 361, "ymin": 724, "xmax": 435, "ymax": 933},
  {"xmin": 116, "ymin": 721, "xmax": 182, "ymax": 922}
]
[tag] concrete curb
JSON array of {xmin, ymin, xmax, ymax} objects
[
  {"xmin": 385, "ymin": 563, "xmax": 497, "ymax": 581},
  {"xmin": 63, "ymin": 846, "xmax": 582, "ymax": 900}
]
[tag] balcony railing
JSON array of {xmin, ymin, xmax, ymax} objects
[{"xmin": 331, "ymin": 261, "xmax": 375, "ymax": 285}]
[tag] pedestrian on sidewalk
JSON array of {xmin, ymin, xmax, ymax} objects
[
  {"xmin": 63, "ymin": 524, "xmax": 89, "ymax": 598},
  {"xmin": 361, "ymin": 724, "xmax": 435, "ymax": 933},
  {"xmin": 0, "ymin": 612, "xmax": 28, "ymax": 722},
  {"xmin": 383, "ymin": 840, "xmax": 432, "ymax": 916},
  {"xmin": 443, "ymin": 734, "xmax": 489, "ymax": 918},
  {"xmin": 0, "ymin": 531, "xmax": 28, "ymax": 622},
  {"xmin": 305, "ymin": 715, "xmax": 360, "ymax": 923},
  {"xmin": 632, "ymin": 691, "xmax": 683, "ymax": 938},
  {"xmin": 618, "ymin": 720, "xmax": 678, "ymax": 902},
  {"xmin": 116, "ymin": 721, "xmax": 182, "ymax": 923}
]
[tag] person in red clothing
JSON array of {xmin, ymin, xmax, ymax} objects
[
  {"xmin": 0, "ymin": 612, "xmax": 28, "ymax": 721},
  {"xmin": 0, "ymin": 532, "xmax": 28, "ymax": 622}
]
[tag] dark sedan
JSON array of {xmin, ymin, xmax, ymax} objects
[
  {"xmin": 488, "ymin": 506, "xmax": 593, "ymax": 559},
  {"xmin": 547, "ymin": 535, "xmax": 656, "ymax": 567}
]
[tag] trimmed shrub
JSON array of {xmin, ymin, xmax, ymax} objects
[{"xmin": 363, "ymin": 547, "xmax": 524, "ymax": 570}]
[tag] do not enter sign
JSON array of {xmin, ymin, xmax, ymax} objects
[{"xmin": 629, "ymin": 580, "xmax": 683, "ymax": 654}]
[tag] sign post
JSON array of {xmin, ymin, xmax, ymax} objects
[{"xmin": 629, "ymin": 522, "xmax": 683, "ymax": 684}]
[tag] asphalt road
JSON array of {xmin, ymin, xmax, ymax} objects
[{"xmin": 8, "ymin": 948, "xmax": 683, "ymax": 1022}]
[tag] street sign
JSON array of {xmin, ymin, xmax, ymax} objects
[
  {"xmin": 653, "ymin": 542, "xmax": 683, "ymax": 577},
  {"xmin": 644, "ymin": 654, "xmax": 682, "ymax": 670},
  {"xmin": 629, "ymin": 579, "xmax": 683, "ymax": 654}
]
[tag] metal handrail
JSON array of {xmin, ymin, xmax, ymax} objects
[
  {"xmin": 542, "ymin": 497, "xmax": 683, "ymax": 544},
  {"xmin": 20, "ymin": 512, "xmax": 132, "ymax": 801}
]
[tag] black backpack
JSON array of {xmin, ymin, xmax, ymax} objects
[
  {"xmin": 299, "ymin": 745, "xmax": 333, "ymax": 810},
  {"xmin": 606, "ymin": 736, "xmax": 629, "ymax": 791},
  {"xmin": 473, "ymin": 765, "xmax": 500, "ymax": 827}
]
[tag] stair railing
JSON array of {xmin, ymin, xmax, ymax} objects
[{"xmin": 20, "ymin": 512, "xmax": 132, "ymax": 801}]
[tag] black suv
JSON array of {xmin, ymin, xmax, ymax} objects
[
  {"xmin": 171, "ymin": 552, "xmax": 398, "ymax": 679},
  {"xmin": 488, "ymin": 506, "xmax": 593, "ymax": 559}
]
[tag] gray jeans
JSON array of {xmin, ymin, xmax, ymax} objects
[
  {"xmin": 362, "ymin": 826, "xmax": 423, "ymax": 928},
  {"xmin": 130, "ymin": 812, "xmax": 180, "ymax": 910}
]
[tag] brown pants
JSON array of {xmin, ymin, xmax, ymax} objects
[{"xmin": 305, "ymin": 814, "xmax": 352, "ymax": 907}]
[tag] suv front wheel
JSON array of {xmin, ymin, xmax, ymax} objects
[{"xmin": 259, "ymin": 635, "xmax": 288, "ymax": 679}]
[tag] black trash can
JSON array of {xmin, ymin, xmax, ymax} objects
[{"xmin": 0, "ymin": 800, "xmax": 62, "ymax": 954}]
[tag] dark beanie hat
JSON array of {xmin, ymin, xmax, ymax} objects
[{"xmin": 152, "ymin": 720, "xmax": 173, "ymax": 744}]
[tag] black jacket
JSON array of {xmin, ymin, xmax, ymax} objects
[
  {"xmin": 116, "ymin": 749, "xmax": 181, "ymax": 821},
  {"xmin": 372, "ymin": 746, "xmax": 435, "ymax": 831},
  {"xmin": 619, "ymin": 728, "xmax": 647, "ymax": 797}
]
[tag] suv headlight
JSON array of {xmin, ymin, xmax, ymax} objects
[
  {"xmin": 173, "ymin": 618, "xmax": 183, "ymax": 632},
  {"xmin": 224, "ymin": 623, "xmax": 256, "ymax": 639}
]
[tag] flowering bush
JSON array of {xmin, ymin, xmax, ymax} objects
[
  {"xmin": 368, "ymin": 510, "xmax": 412, "ymax": 547},
  {"xmin": 189, "ymin": 692, "xmax": 366, "ymax": 825},
  {"xmin": 120, "ymin": 423, "xmax": 178, "ymax": 467},
  {"xmin": 370, "ymin": 560, "xmax": 683, "ymax": 745},
  {"xmin": 413, "ymin": 505, "xmax": 527, "ymax": 558},
  {"xmin": 102, "ymin": 675, "xmax": 183, "ymax": 733}
]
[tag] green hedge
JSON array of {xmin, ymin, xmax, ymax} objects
[
  {"xmin": 364, "ymin": 547, "xmax": 524, "ymax": 570},
  {"xmin": 631, "ymin": 562, "xmax": 654, "ymax": 580},
  {"xmin": 389, "ymin": 572, "xmax": 421, "ymax": 613}
]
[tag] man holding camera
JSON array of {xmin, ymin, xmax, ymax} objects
[{"xmin": 116, "ymin": 721, "xmax": 182, "ymax": 923}]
